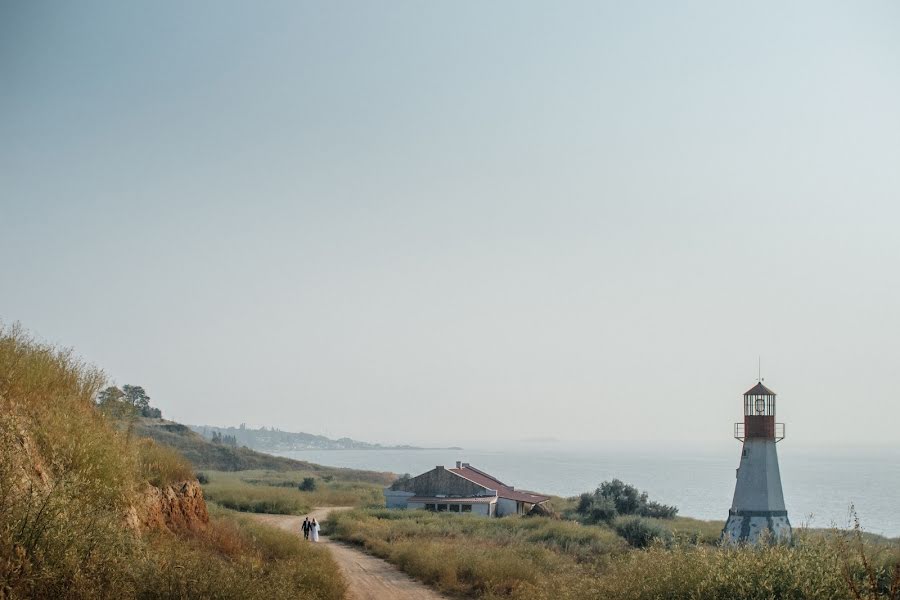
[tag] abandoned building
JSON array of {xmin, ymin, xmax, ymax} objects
[{"xmin": 383, "ymin": 461, "xmax": 550, "ymax": 517}]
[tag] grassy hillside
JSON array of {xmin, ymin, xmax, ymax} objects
[
  {"xmin": 135, "ymin": 416, "xmax": 394, "ymax": 484},
  {"xmin": 201, "ymin": 469, "xmax": 386, "ymax": 514},
  {"xmin": 0, "ymin": 324, "xmax": 345, "ymax": 599}
]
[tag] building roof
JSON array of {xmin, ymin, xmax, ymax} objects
[
  {"xmin": 449, "ymin": 465, "xmax": 550, "ymax": 504},
  {"xmin": 744, "ymin": 382, "xmax": 776, "ymax": 396},
  {"xmin": 408, "ymin": 496, "xmax": 496, "ymax": 504}
]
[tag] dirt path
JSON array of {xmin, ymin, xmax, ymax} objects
[{"xmin": 249, "ymin": 508, "xmax": 449, "ymax": 600}]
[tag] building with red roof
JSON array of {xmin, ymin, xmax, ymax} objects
[{"xmin": 384, "ymin": 461, "xmax": 550, "ymax": 517}]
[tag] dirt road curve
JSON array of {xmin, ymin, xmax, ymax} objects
[{"xmin": 250, "ymin": 508, "xmax": 449, "ymax": 600}]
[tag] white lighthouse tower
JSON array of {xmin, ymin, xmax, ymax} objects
[{"xmin": 722, "ymin": 381, "xmax": 792, "ymax": 544}]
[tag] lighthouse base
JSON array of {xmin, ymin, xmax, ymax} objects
[{"xmin": 722, "ymin": 509, "xmax": 792, "ymax": 545}]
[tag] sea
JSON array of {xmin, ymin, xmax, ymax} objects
[{"xmin": 273, "ymin": 440, "xmax": 900, "ymax": 538}]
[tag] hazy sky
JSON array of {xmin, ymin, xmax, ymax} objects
[{"xmin": 2, "ymin": 1, "xmax": 899, "ymax": 446}]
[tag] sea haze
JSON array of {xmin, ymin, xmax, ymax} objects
[{"xmin": 275, "ymin": 441, "xmax": 900, "ymax": 538}]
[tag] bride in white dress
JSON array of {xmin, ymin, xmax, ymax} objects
[{"xmin": 310, "ymin": 518, "xmax": 320, "ymax": 542}]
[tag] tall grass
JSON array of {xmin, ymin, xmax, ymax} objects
[
  {"xmin": 592, "ymin": 531, "xmax": 900, "ymax": 600},
  {"xmin": 327, "ymin": 508, "xmax": 627, "ymax": 599},
  {"xmin": 328, "ymin": 507, "xmax": 900, "ymax": 600},
  {"xmin": 137, "ymin": 507, "xmax": 346, "ymax": 600},
  {"xmin": 201, "ymin": 470, "xmax": 384, "ymax": 514},
  {"xmin": 0, "ymin": 323, "xmax": 346, "ymax": 599},
  {"xmin": 137, "ymin": 438, "xmax": 195, "ymax": 487}
]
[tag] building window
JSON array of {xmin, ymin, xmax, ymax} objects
[
  {"xmin": 461, "ymin": 504, "xmax": 472, "ymax": 513},
  {"xmin": 437, "ymin": 504, "xmax": 448, "ymax": 512},
  {"xmin": 425, "ymin": 504, "xmax": 436, "ymax": 511},
  {"xmin": 450, "ymin": 504, "xmax": 460, "ymax": 512}
]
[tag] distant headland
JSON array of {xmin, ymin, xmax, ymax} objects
[{"xmin": 190, "ymin": 424, "xmax": 461, "ymax": 452}]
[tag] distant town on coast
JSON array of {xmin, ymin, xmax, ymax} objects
[{"xmin": 191, "ymin": 423, "xmax": 462, "ymax": 452}]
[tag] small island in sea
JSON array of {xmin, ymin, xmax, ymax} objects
[{"xmin": 191, "ymin": 423, "xmax": 461, "ymax": 452}]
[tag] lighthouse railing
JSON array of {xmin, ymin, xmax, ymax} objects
[{"xmin": 735, "ymin": 422, "xmax": 785, "ymax": 441}]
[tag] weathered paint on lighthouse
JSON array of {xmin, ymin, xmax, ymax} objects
[{"xmin": 722, "ymin": 382, "xmax": 792, "ymax": 544}]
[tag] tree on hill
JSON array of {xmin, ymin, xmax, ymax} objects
[
  {"xmin": 123, "ymin": 385, "xmax": 150, "ymax": 411},
  {"xmin": 97, "ymin": 386, "xmax": 137, "ymax": 419},
  {"xmin": 211, "ymin": 432, "xmax": 237, "ymax": 447},
  {"xmin": 96, "ymin": 384, "xmax": 162, "ymax": 419},
  {"xmin": 97, "ymin": 386, "xmax": 125, "ymax": 405}
]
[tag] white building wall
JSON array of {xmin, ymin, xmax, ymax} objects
[
  {"xmin": 730, "ymin": 439, "xmax": 787, "ymax": 511},
  {"xmin": 723, "ymin": 438, "xmax": 792, "ymax": 545}
]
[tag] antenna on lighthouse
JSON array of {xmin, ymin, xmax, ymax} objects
[{"xmin": 758, "ymin": 357, "xmax": 761, "ymax": 383}]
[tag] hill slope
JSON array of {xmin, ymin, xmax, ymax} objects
[
  {"xmin": 135, "ymin": 417, "xmax": 394, "ymax": 484},
  {"xmin": 0, "ymin": 324, "xmax": 345, "ymax": 599}
]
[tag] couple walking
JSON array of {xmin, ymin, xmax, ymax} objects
[{"xmin": 301, "ymin": 517, "xmax": 320, "ymax": 542}]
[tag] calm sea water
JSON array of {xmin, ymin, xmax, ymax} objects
[{"xmin": 274, "ymin": 441, "xmax": 900, "ymax": 538}]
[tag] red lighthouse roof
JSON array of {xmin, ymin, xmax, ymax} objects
[{"xmin": 744, "ymin": 382, "xmax": 776, "ymax": 396}]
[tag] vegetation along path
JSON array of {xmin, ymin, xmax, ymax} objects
[{"xmin": 250, "ymin": 508, "xmax": 449, "ymax": 600}]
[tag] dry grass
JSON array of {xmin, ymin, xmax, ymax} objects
[
  {"xmin": 0, "ymin": 323, "xmax": 346, "ymax": 599},
  {"xmin": 328, "ymin": 507, "xmax": 900, "ymax": 600},
  {"xmin": 327, "ymin": 508, "xmax": 626, "ymax": 599},
  {"xmin": 201, "ymin": 469, "xmax": 384, "ymax": 514},
  {"xmin": 137, "ymin": 438, "xmax": 195, "ymax": 487},
  {"xmin": 138, "ymin": 506, "xmax": 346, "ymax": 600}
]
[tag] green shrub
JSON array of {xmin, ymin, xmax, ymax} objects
[
  {"xmin": 615, "ymin": 517, "xmax": 671, "ymax": 548},
  {"xmin": 299, "ymin": 476, "xmax": 317, "ymax": 491},
  {"xmin": 587, "ymin": 496, "xmax": 618, "ymax": 525},
  {"xmin": 575, "ymin": 479, "xmax": 678, "ymax": 526}
]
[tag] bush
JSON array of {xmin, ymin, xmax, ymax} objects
[
  {"xmin": 587, "ymin": 496, "xmax": 618, "ymax": 525},
  {"xmin": 615, "ymin": 517, "xmax": 672, "ymax": 548},
  {"xmin": 196, "ymin": 471, "xmax": 210, "ymax": 484},
  {"xmin": 575, "ymin": 479, "xmax": 678, "ymax": 525},
  {"xmin": 141, "ymin": 405, "xmax": 162, "ymax": 418},
  {"xmin": 299, "ymin": 477, "xmax": 317, "ymax": 491},
  {"xmin": 391, "ymin": 473, "xmax": 411, "ymax": 489},
  {"xmin": 639, "ymin": 499, "xmax": 678, "ymax": 519}
]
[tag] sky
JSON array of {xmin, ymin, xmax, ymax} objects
[{"xmin": 2, "ymin": 1, "xmax": 899, "ymax": 446}]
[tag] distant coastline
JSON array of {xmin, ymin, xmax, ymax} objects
[{"xmin": 190, "ymin": 424, "xmax": 460, "ymax": 452}]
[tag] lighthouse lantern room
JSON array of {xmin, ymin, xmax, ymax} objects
[{"xmin": 722, "ymin": 381, "xmax": 792, "ymax": 544}]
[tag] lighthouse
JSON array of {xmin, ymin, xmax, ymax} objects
[{"xmin": 722, "ymin": 381, "xmax": 792, "ymax": 544}]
